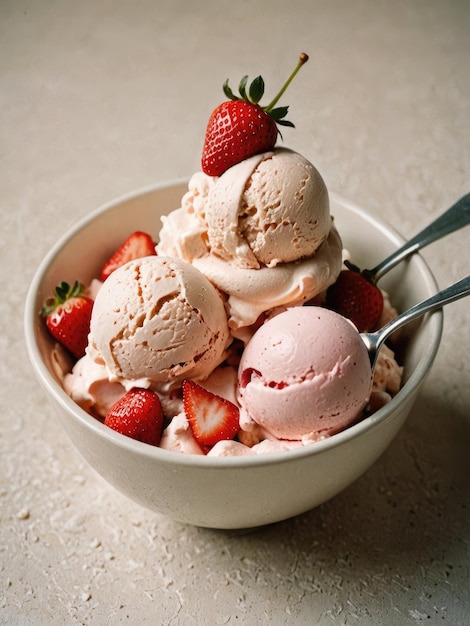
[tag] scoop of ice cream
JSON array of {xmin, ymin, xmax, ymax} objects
[
  {"xmin": 237, "ymin": 307, "xmax": 372, "ymax": 440},
  {"xmin": 157, "ymin": 153, "xmax": 342, "ymax": 333},
  {"xmin": 159, "ymin": 204, "xmax": 341, "ymax": 332},
  {"xmin": 193, "ymin": 227, "xmax": 341, "ymax": 333},
  {"xmin": 88, "ymin": 256, "xmax": 230, "ymax": 391},
  {"xmin": 204, "ymin": 148, "xmax": 330, "ymax": 269}
]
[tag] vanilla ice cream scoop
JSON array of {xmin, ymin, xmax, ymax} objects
[
  {"xmin": 88, "ymin": 256, "xmax": 230, "ymax": 391},
  {"xmin": 156, "ymin": 148, "xmax": 342, "ymax": 332},
  {"xmin": 204, "ymin": 148, "xmax": 330, "ymax": 269},
  {"xmin": 237, "ymin": 307, "xmax": 372, "ymax": 440}
]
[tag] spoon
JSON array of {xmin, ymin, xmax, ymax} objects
[
  {"xmin": 361, "ymin": 274, "xmax": 470, "ymax": 368},
  {"xmin": 346, "ymin": 193, "xmax": 470, "ymax": 284}
]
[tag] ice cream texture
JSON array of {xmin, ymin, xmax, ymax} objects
[
  {"xmin": 87, "ymin": 256, "xmax": 230, "ymax": 391},
  {"xmin": 157, "ymin": 148, "xmax": 343, "ymax": 332},
  {"xmin": 204, "ymin": 148, "xmax": 331, "ymax": 268},
  {"xmin": 238, "ymin": 307, "xmax": 373, "ymax": 440}
]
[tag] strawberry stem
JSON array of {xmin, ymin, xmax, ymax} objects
[
  {"xmin": 344, "ymin": 260, "xmax": 361, "ymax": 274},
  {"xmin": 264, "ymin": 53, "xmax": 309, "ymax": 112},
  {"xmin": 42, "ymin": 280, "xmax": 85, "ymax": 316}
]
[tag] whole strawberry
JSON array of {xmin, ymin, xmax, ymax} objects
[
  {"xmin": 104, "ymin": 388, "xmax": 164, "ymax": 446},
  {"xmin": 42, "ymin": 280, "xmax": 93, "ymax": 359},
  {"xmin": 325, "ymin": 269, "xmax": 384, "ymax": 333},
  {"xmin": 201, "ymin": 53, "xmax": 309, "ymax": 177}
]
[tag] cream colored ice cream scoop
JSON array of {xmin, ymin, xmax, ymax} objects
[
  {"xmin": 204, "ymin": 148, "xmax": 331, "ymax": 269},
  {"xmin": 88, "ymin": 256, "xmax": 230, "ymax": 390}
]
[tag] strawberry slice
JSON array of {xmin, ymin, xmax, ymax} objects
[
  {"xmin": 42, "ymin": 280, "xmax": 93, "ymax": 359},
  {"xmin": 182, "ymin": 380, "xmax": 240, "ymax": 448},
  {"xmin": 100, "ymin": 231, "xmax": 156, "ymax": 281},
  {"xmin": 201, "ymin": 53, "xmax": 308, "ymax": 177},
  {"xmin": 104, "ymin": 388, "xmax": 164, "ymax": 446},
  {"xmin": 325, "ymin": 269, "xmax": 384, "ymax": 333}
]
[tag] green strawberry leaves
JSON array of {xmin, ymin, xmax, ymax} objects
[{"xmin": 221, "ymin": 53, "xmax": 309, "ymax": 128}]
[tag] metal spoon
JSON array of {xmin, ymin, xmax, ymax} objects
[
  {"xmin": 361, "ymin": 275, "xmax": 470, "ymax": 369},
  {"xmin": 347, "ymin": 193, "xmax": 470, "ymax": 284}
]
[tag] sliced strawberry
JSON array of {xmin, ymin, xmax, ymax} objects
[
  {"xmin": 42, "ymin": 280, "xmax": 93, "ymax": 359},
  {"xmin": 104, "ymin": 388, "xmax": 164, "ymax": 446},
  {"xmin": 201, "ymin": 53, "xmax": 308, "ymax": 177},
  {"xmin": 100, "ymin": 231, "xmax": 156, "ymax": 281},
  {"xmin": 325, "ymin": 269, "xmax": 384, "ymax": 333},
  {"xmin": 182, "ymin": 380, "xmax": 240, "ymax": 448}
]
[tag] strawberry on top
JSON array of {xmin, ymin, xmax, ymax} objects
[{"xmin": 201, "ymin": 53, "xmax": 309, "ymax": 177}]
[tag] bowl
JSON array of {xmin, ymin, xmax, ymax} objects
[{"xmin": 24, "ymin": 181, "xmax": 443, "ymax": 529}]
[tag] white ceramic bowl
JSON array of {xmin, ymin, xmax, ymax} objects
[{"xmin": 24, "ymin": 182, "xmax": 443, "ymax": 529}]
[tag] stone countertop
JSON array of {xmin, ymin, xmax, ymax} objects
[{"xmin": 1, "ymin": 1, "xmax": 469, "ymax": 624}]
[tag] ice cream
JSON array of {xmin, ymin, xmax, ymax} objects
[
  {"xmin": 63, "ymin": 355, "xmax": 126, "ymax": 417},
  {"xmin": 87, "ymin": 255, "xmax": 231, "ymax": 392},
  {"xmin": 237, "ymin": 306, "xmax": 373, "ymax": 440},
  {"xmin": 157, "ymin": 148, "xmax": 343, "ymax": 333},
  {"xmin": 42, "ymin": 53, "xmax": 405, "ymax": 458},
  {"xmin": 203, "ymin": 148, "xmax": 331, "ymax": 268}
]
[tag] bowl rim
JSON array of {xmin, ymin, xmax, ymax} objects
[{"xmin": 24, "ymin": 181, "xmax": 443, "ymax": 469}]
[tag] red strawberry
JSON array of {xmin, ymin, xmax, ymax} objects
[
  {"xmin": 182, "ymin": 380, "xmax": 240, "ymax": 448},
  {"xmin": 201, "ymin": 53, "xmax": 309, "ymax": 177},
  {"xmin": 202, "ymin": 101, "xmax": 277, "ymax": 177},
  {"xmin": 325, "ymin": 269, "xmax": 384, "ymax": 333},
  {"xmin": 104, "ymin": 388, "xmax": 164, "ymax": 446},
  {"xmin": 42, "ymin": 280, "xmax": 93, "ymax": 359},
  {"xmin": 100, "ymin": 231, "xmax": 156, "ymax": 281}
]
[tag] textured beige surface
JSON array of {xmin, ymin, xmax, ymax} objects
[{"xmin": 1, "ymin": 0, "xmax": 469, "ymax": 624}]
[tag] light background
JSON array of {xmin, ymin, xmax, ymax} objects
[{"xmin": 1, "ymin": 1, "xmax": 469, "ymax": 623}]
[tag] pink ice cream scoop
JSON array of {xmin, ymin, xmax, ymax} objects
[{"xmin": 237, "ymin": 307, "xmax": 373, "ymax": 440}]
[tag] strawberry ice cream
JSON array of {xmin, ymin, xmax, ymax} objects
[
  {"xmin": 87, "ymin": 256, "xmax": 231, "ymax": 392},
  {"xmin": 157, "ymin": 148, "xmax": 342, "ymax": 334},
  {"xmin": 203, "ymin": 148, "xmax": 331, "ymax": 268},
  {"xmin": 237, "ymin": 306, "xmax": 373, "ymax": 440}
]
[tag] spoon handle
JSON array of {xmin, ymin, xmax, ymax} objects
[
  {"xmin": 366, "ymin": 193, "xmax": 470, "ymax": 284},
  {"xmin": 362, "ymin": 275, "xmax": 470, "ymax": 367}
]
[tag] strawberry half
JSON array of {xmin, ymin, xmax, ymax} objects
[
  {"xmin": 100, "ymin": 230, "xmax": 156, "ymax": 281},
  {"xmin": 201, "ymin": 53, "xmax": 309, "ymax": 177},
  {"xmin": 182, "ymin": 380, "xmax": 240, "ymax": 448},
  {"xmin": 104, "ymin": 388, "xmax": 164, "ymax": 446},
  {"xmin": 325, "ymin": 269, "xmax": 384, "ymax": 333},
  {"xmin": 42, "ymin": 280, "xmax": 93, "ymax": 359}
]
